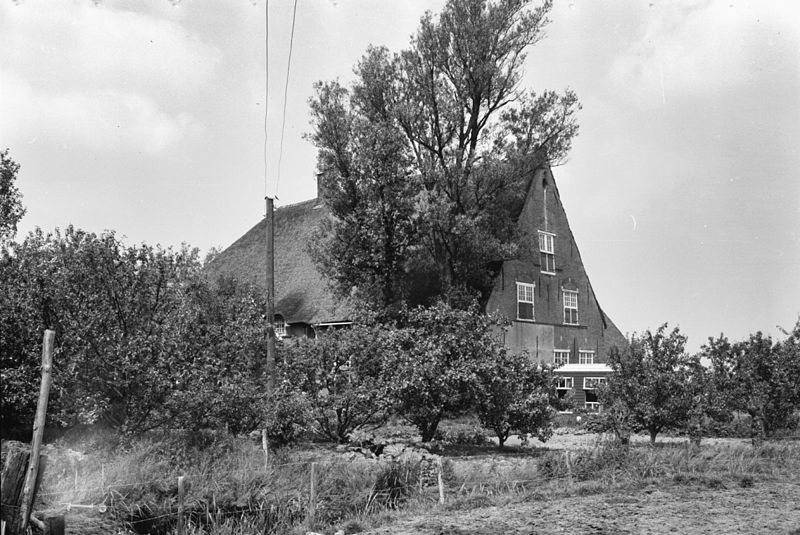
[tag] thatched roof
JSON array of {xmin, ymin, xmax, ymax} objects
[{"xmin": 205, "ymin": 198, "xmax": 352, "ymax": 325}]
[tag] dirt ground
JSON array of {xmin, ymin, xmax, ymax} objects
[
  {"xmin": 498, "ymin": 428, "xmax": 751, "ymax": 451},
  {"xmin": 363, "ymin": 479, "xmax": 800, "ymax": 534}
]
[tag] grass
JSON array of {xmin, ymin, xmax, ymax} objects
[{"xmin": 23, "ymin": 426, "xmax": 800, "ymax": 535}]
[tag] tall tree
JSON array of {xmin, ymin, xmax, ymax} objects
[
  {"xmin": 308, "ymin": 0, "xmax": 580, "ymax": 309},
  {"xmin": 1, "ymin": 149, "xmax": 26, "ymax": 245}
]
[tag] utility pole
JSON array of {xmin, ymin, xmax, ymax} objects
[{"xmin": 265, "ymin": 196, "xmax": 276, "ymax": 392}]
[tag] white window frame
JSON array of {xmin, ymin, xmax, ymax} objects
[
  {"xmin": 583, "ymin": 377, "xmax": 606, "ymax": 389},
  {"xmin": 556, "ymin": 376, "xmax": 574, "ymax": 390},
  {"xmin": 563, "ymin": 290, "xmax": 579, "ymax": 325},
  {"xmin": 554, "ymin": 349, "xmax": 570, "ymax": 367},
  {"xmin": 274, "ymin": 315, "xmax": 286, "ymax": 338},
  {"xmin": 538, "ymin": 231, "xmax": 556, "ymax": 275},
  {"xmin": 516, "ymin": 282, "xmax": 535, "ymax": 321},
  {"xmin": 579, "ymin": 350, "xmax": 595, "ymax": 365},
  {"xmin": 584, "ymin": 402, "xmax": 601, "ymax": 412}
]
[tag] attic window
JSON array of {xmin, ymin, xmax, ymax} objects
[
  {"xmin": 516, "ymin": 282, "xmax": 535, "ymax": 321},
  {"xmin": 579, "ymin": 350, "xmax": 595, "ymax": 365},
  {"xmin": 274, "ymin": 315, "xmax": 286, "ymax": 338},
  {"xmin": 538, "ymin": 231, "xmax": 556, "ymax": 274},
  {"xmin": 563, "ymin": 290, "xmax": 579, "ymax": 325},
  {"xmin": 554, "ymin": 349, "xmax": 570, "ymax": 367}
]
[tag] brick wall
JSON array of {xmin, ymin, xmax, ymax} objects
[{"xmin": 486, "ymin": 167, "xmax": 626, "ymax": 365}]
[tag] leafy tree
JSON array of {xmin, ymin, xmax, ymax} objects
[
  {"xmin": 307, "ymin": 69, "xmax": 419, "ymax": 311},
  {"xmin": 382, "ymin": 301, "xmax": 500, "ymax": 441},
  {"xmin": 308, "ymin": 0, "xmax": 581, "ymax": 309},
  {"xmin": 475, "ymin": 350, "xmax": 560, "ymax": 448},
  {"xmin": 705, "ymin": 321, "xmax": 800, "ymax": 447},
  {"xmin": 280, "ymin": 325, "xmax": 390, "ymax": 443},
  {"xmin": 1, "ymin": 227, "xmax": 269, "ymax": 436},
  {"xmin": 683, "ymin": 355, "xmax": 731, "ymax": 447},
  {"xmin": 1, "ymin": 148, "xmax": 26, "ymax": 245},
  {"xmin": 601, "ymin": 324, "xmax": 693, "ymax": 444}
]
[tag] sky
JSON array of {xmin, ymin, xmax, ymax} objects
[{"xmin": 1, "ymin": 0, "xmax": 798, "ymax": 352}]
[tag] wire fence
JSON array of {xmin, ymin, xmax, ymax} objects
[{"xmin": 17, "ymin": 450, "xmax": 584, "ymax": 534}]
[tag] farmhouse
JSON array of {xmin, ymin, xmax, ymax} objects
[{"xmin": 206, "ymin": 166, "xmax": 626, "ymax": 411}]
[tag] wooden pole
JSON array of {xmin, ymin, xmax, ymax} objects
[
  {"xmin": 19, "ymin": 329, "xmax": 55, "ymax": 532},
  {"xmin": 437, "ymin": 458, "xmax": 445, "ymax": 505},
  {"xmin": 42, "ymin": 514, "xmax": 65, "ymax": 535},
  {"xmin": 265, "ymin": 196, "xmax": 276, "ymax": 392},
  {"xmin": 177, "ymin": 476, "xmax": 185, "ymax": 535},
  {"xmin": 268, "ymin": 429, "xmax": 269, "ymax": 470},
  {"xmin": 308, "ymin": 462, "xmax": 316, "ymax": 527}
]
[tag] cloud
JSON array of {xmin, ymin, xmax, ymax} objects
[
  {"xmin": 1, "ymin": 71, "xmax": 197, "ymax": 154},
  {"xmin": 607, "ymin": 1, "xmax": 800, "ymax": 107},
  {"xmin": 0, "ymin": 1, "xmax": 221, "ymax": 152}
]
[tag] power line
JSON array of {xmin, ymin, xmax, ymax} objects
[
  {"xmin": 264, "ymin": 0, "xmax": 269, "ymax": 201},
  {"xmin": 275, "ymin": 0, "xmax": 299, "ymax": 198}
]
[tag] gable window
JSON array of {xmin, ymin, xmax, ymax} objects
[
  {"xmin": 554, "ymin": 349, "xmax": 570, "ymax": 367},
  {"xmin": 538, "ymin": 231, "xmax": 556, "ymax": 274},
  {"xmin": 583, "ymin": 376, "xmax": 606, "ymax": 411},
  {"xmin": 516, "ymin": 282, "xmax": 535, "ymax": 321},
  {"xmin": 579, "ymin": 350, "xmax": 595, "ymax": 364},
  {"xmin": 563, "ymin": 290, "xmax": 579, "ymax": 325},
  {"xmin": 274, "ymin": 315, "xmax": 286, "ymax": 338}
]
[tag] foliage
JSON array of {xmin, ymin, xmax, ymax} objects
[
  {"xmin": 0, "ymin": 148, "xmax": 26, "ymax": 245},
  {"xmin": 263, "ymin": 381, "xmax": 311, "ymax": 447},
  {"xmin": 474, "ymin": 350, "xmax": 560, "ymax": 448},
  {"xmin": 704, "ymin": 319, "xmax": 800, "ymax": 447},
  {"xmin": 381, "ymin": 301, "xmax": 501, "ymax": 441},
  {"xmin": 600, "ymin": 324, "xmax": 694, "ymax": 444},
  {"xmin": 279, "ymin": 325, "xmax": 390, "ymax": 443},
  {"xmin": 0, "ymin": 226, "xmax": 268, "ymax": 436},
  {"xmin": 308, "ymin": 0, "xmax": 581, "ymax": 310}
]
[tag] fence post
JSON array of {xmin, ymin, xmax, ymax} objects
[
  {"xmin": 565, "ymin": 451, "xmax": 573, "ymax": 489},
  {"xmin": 308, "ymin": 462, "xmax": 317, "ymax": 527},
  {"xmin": 20, "ymin": 329, "xmax": 55, "ymax": 532},
  {"xmin": 42, "ymin": 514, "xmax": 65, "ymax": 535},
  {"xmin": 262, "ymin": 429, "xmax": 269, "ymax": 470},
  {"xmin": 437, "ymin": 458, "xmax": 445, "ymax": 505},
  {"xmin": 177, "ymin": 476, "xmax": 185, "ymax": 535}
]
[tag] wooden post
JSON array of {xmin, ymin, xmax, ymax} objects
[
  {"xmin": 20, "ymin": 329, "xmax": 55, "ymax": 532},
  {"xmin": 437, "ymin": 458, "xmax": 445, "ymax": 505},
  {"xmin": 262, "ymin": 429, "xmax": 269, "ymax": 469},
  {"xmin": 564, "ymin": 451, "xmax": 573, "ymax": 489},
  {"xmin": 308, "ymin": 463, "xmax": 316, "ymax": 527},
  {"xmin": 177, "ymin": 476, "xmax": 185, "ymax": 535},
  {"xmin": 265, "ymin": 196, "xmax": 276, "ymax": 392},
  {"xmin": 42, "ymin": 514, "xmax": 65, "ymax": 535},
  {"xmin": 1, "ymin": 443, "xmax": 29, "ymax": 534}
]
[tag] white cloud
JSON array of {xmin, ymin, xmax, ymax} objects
[
  {"xmin": 0, "ymin": 1, "xmax": 222, "ymax": 96},
  {"xmin": 608, "ymin": 1, "xmax": 800, "ymax": 107},
  {"xmin": 1, "ymin": 71, "xmax": 196, "ymax": 154},
  {"xmin": 0, "ymin": 1, "xmax": 221, "ymax": 152}
]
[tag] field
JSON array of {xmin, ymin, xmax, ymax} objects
[{"xmin": 6, "ymin": 423, "xmax": 800, "ymax": 535}]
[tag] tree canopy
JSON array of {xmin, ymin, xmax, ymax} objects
[
  {"xmin": 1, "ymin": 149, "xmax": 26, "ymax": 245},
  {"xmin": 308, "ymin": 0, "xmax": 580, "ymax": 311}
]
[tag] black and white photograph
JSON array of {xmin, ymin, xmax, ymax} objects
[{"xmin": 1, "ymin": 1, "xmax": 799, "ymax": 533}]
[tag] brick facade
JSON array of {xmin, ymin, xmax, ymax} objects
[{"xmin": 486, "ymin": 167, "xmax": 626, "ymax": 409}]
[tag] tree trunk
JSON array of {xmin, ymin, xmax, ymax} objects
[
  {"xmin": 649, "ymin": 427, "xmax": 658, "ymax": 444},
  {"xmin": 751, "ymin": 412, "xmax": 765, "ymax": 448}
]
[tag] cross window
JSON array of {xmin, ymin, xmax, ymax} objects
[
  {"xmin": 563, "ymin": 290, "xmax": 579, "ymax": 325},
  {"xmin": 538, "ymin": 231, "xmax": 556, "ymax": 274},
  {"xmin": 516, "ymin": 282, "xmax": 535, "ymax": 321},
  {"xmin": 554, "ymin": 349, "xmax": 570, "ymax": 367},
  {"xmin": 579, "ymin": 350, "xmax": 595, "ymax": 364}
]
